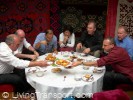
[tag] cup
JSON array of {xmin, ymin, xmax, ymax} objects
[
  {"xmin": 83, "ymin": 65, "xmax": 89, "ymax": 70},
  {"xmin": 74, "ymin": 74, "xmax": 82, "ymax": 81}
]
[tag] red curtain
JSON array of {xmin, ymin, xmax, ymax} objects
[{"xmin": 104, "ymin": 0, "xmax": 118, "ymax": 38}]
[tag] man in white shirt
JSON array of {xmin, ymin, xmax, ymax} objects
[
  {"xmin": 0, "ymin": 34, "xmax": 48, "ymax": 93},
  {"xmin": 14, "ymin": 29, "xmax": 39, "ymax": 60}
]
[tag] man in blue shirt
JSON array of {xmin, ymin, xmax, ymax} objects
[
  {"xmin": 33, "ymin": 29, "xmax": 57, "ymax": 55},
  {"xmin": 115, "ymin": 26, "xmax": 133, "ymax": 60}
]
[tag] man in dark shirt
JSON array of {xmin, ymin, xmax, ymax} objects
[
  {"xmin": 73, "ymin": 37, "xmax": 133, "ymax": 90},
  {"xmin": 76, "ymin": 20, "xmax": 103, "ymax": 57}
]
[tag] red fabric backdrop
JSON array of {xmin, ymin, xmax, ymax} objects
[
  {"xmin": 105, "ymin": 0, "xmax": 118, "ymax": 38},
  {"xmin": 0, "ymin": 0, "xmax": 51, "ymax": 44}
]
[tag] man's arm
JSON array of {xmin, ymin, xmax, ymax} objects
[
  {"xmin": 15, "ymin": 53, "xmax": 37, "ymax": 60},
  {"xmin": 28, "ymin": 60, "xmax": 48, "ymax": 67},
  {"xmin": 72, "ymin": 60, "xmax": 98, "ymax": 67},
  {"xmin": 28, "ymin": 46, "xmax": 39, "ymax": 57},
  {"xmin": 33, "ymin": 33, "xmax": 47, "ymax": 50},
  {"xmin": 34, "ymin": 41, "xmax": 47, "ymax": 49}
]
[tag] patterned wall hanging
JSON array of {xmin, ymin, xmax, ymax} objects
[
  {"xmin": 0, "ymin": 0, "xmax": 50, "ymax": 44},
  {"xmin": 60, "ymin": 7, "xmax": 107, "ymax": 37},
  {"xmin": 115, "ymin": 0, "xmax": 133, "ymax": 38}
]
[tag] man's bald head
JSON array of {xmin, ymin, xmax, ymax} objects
[
  {"xmin": 5, "ymin": 34, "xmax": 20, "ymax": 51},
  {"xmin": 15, "ymin": 29, "xmax": 25, "ymax": 42}
]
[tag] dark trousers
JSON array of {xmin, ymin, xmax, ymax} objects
[
  {"xmin": 0, "ymin": 68, "xmax": 32, "ymax": 93},
  {"xmin": 103, "ymin": 71, "xmax": 133, "ymax": 90}
]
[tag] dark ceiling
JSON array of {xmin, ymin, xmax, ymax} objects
[{"xmin": 60, "ymin": 0, "xmax": 108, "ymax": 5}]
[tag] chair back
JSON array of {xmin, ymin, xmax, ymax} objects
[{"xmin": 92, "ymin": 89, "xmax": 130, "ymax": 100}]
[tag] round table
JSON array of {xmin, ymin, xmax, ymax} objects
[{"xmin": 25, "ymin": 52, "xmax": 105, "ymax": 100}]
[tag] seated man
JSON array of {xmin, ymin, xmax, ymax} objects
[
  {"xmin": 14, "ymin": 29, "xmax": 39, "ymax": 60},
  {"xmin": 59, "ymin": 25, "xmax": 75, "ymax": 51},
  {"xmin": 33, "ymin": 29, "xmax": 58, "ymax": 55},
  {"xmin": 0, "ymin": 34, "xmax": 48, "ymax": 93},
  {"xmin": 72, "ymin": 37, "xmax": 133, "ymax": 90},
  {"xmin": 76, "ymin": 20, "xmax": 103, "ymax": 58},
  {"xmin": 115, "ymin": 26, "xmax": 133, "ymax": 61}
]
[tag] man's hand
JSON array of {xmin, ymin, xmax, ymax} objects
[
  {"xmin": 29, "ymin": 55, "xmax": 38, "ymax": 60},
  {"xmin": 83, "ymin": 48, "xmax": 90, "ymax": 54},
  {"xmin": 34, "ymin": 51, "xmax": 39, "ymax": 58},
  {"xmin": 40, "ymin": 40, "xmax": 47, "ymax": 45},
  {"xmin": 72, "ymin": 61, "xmax": 82, "ymax": 67},
  {"xmin": 76, "ymin": 43, "xmax": 82, "ymax": 49},
  {"xmin": 38, "ymin": 61, "xmax": 48, "ymax": 67},
  {"xmin": 53, "ymin": 50, "xmax": 58, "ymax": 54}
]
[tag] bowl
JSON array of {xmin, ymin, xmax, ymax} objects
[
  {"xmin": 83, "ymin": 66, "xmax": 90, "ymax": 70},
  {"xmin": 74, "ymin": 74, "xmax": 82, "ymax": 81},
  {"xmin": 36, "ymin": 71, "xmax": 44, "ymax": 77}
]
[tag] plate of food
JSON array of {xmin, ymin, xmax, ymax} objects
[
  {"xmin": 51, "ymin": 68, "xmax": 62, "ymax": 73},
  {"xmin": 70, "ymin": 55, "xmax": 77, "ymax": 59},
  {"xmin": 45, "ymin": 53, "xmax": 56, "ymax": 62},
  {"xmin": 82, "ymin": 74, "xmax": 94, "ymax": 82},
  {"xmin": 55, "ymin": 59, "xmax": 72, "ymax": 68},
  {"xmin": 77, "ymin": 58, "xmax": 84, "ymax": 62},
  {"xmin": 93, "ymin": 67, "xmax": 104, "ymax": 73}
]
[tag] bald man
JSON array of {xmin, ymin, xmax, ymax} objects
[
  {"xmin": 73, "ymin": 37, "xmax": 133, "ymax": 90},
  {"xmin": 14, "ymin": 29, "xmax": 39, "ymax": 60},
  {"xmin": 115, "ymin": 26, "xmax": 133, "ymax": 61},
  {"xmin": 0, "ymin": 34, "xmax": 48, "ymax": 93}
]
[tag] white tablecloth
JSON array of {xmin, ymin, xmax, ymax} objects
[{"xmin": 25, "ymin": 52, "xmax": 105, "ymax": 100}]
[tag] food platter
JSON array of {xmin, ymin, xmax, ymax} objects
[
  {"xmin": 55, "ymin": 59, "xmax": 72, "ymax": 68},
  {"xmin": 45, "ymin": 53, "xmax": 56, "ymax": 62}
]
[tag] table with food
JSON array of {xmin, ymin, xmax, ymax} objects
[{"xmin": 25, "ymin": 51, "xmax": 105, "ymax": 100}]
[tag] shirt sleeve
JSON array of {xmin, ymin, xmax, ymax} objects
[
  {"xmin": 23, "ymin": 38, "xmax": 31, "ymax": 49},
  {"xmin": 125, "ymin": 39, "xmax": 133, "ymax": 60},
  {"xmin": 97, "ymin": 47, "xmax": 124, "ymax": 67},
  {"xmin": 33, "ymin": 33, "xmax": 44, "ymax": 49},
  {"xmin": 59, "ymin": 33, "xmax": 64, "ymax": 42},
  {"xmin": 66, "ymin": 33, "xmax": 75, "ymax": 47},
  {"xmin": 13, "ymin": 49, "xmax": 19, "ymax": 55},
  {"xmin": 59, "ymin": 33, "xmax": 65, "ymax": 47},
  {"xmin": 0, "ymin": 49, "xmax": 30, "ymax": 68}
]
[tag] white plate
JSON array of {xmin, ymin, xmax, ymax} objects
[
  {"xmin": 74, "ymin": 74, "xmax": 82, "ymax": 81},
  {"xmin": 93, "ymin": 68, "xmax": 104, "ymax": 73},
  {"xmin": 80, "ymin": 53, "xmax": 88, "ymax": 57},
  {"xmin": 28, "ymin": 67, "xmax": 40, "ymax": 73},
  {"xmin": 82, "ymin": 74, "xmax": 94, "ymax": 82},
  {"xmin": 55, "ymin": 60, "xmax": 72, "ymax": 68},
  {"xmin": 83, "ymin": 66, "xmax": 90, "ymax": 70},
  {"xmin": 36, "ymin": 71, "xmax": 44, "ymax": 77}
]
